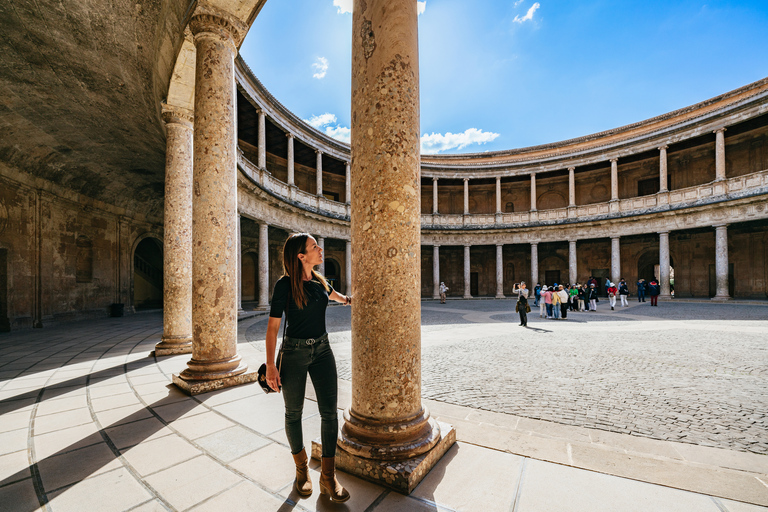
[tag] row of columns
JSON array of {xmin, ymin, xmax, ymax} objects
[
  {"xmin": 279, "ymin": 133, "xmax": 351, "ymax": 202},
  {"xmin": 428, "ymin": 134, "xmax": 729, "ymax": 215},
  {"xmin": 429, "ymin": 225, "xmax": 732, "ymax": 300}
]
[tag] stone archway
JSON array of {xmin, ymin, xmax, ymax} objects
[
  {"xmin": 637, "ymin": 250, "xmax": 675, "ymax": 294},
  {"xmin": 132, "ymin": 236, "xmax": 163, "ymax": 310}
]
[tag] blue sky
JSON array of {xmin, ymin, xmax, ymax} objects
[{"xmin": 240, "ymin": 1, "xmax": 768, "ymax": 154}]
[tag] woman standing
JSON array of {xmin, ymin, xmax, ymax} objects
[
  {"xmin": 588, "ymin": 283, "xmax": 599, "ymax": 311},
  {"xmin": 513, "ymin": 282, "xmax": 529, "ymax": 326},
  {"xmin": 557, "ymin": 285, "xmax": 569, "ymax": 319},
  {"xmin": 265, "ymin": 233, "xmax": 351, "ymax": 503},
  {"xmin": 551, "ymin": 286, "xmax": 561, "ymax": 319}
]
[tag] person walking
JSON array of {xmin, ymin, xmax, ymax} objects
[
  {"xmin": 513, "ymin": 282, "xmax": 530, "ymax": 326},
  {"xmin": 618, "ymin": 278, "xmax": 629, "ymax": 307},
  {"xmin": 577, "ymin": 284, "xmax": 587, "ymax": 312},
  {"xmin": 552, "ymin": 286, "xmax": 561, "ymax": 319},
  {"xmin": 439, "ymin": 281, "xmax": 448, "ymax": 304},
  {"xmin": 543, "ymin": 286, "xmax": 554, "ymax": 319},
  {"xmin": 607, "ymin": 282, "xmax": 618, "ymax": 310},
  {"xmin": 637, "ymin": 278, "xmax": 646, "ymax": 302},
  {"xmin": 588, "ymin": 283, "xmax": 599, "ymax": 311},
  {"xmin": 533, "ymin": 283, "xmax": 542, "ymax": 307},
  {"xmin": 649, "ymin": 279, "xmax": 660, "ymax": 306},
  {"xmin": 265, "ymin": 233, "xmax": 351, "ymax": 503},
  {"xmin": 557, "ymin": 285, "xmax": 569, "ymax": 319}
]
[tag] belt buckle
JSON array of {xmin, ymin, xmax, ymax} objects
[{"xmin": 306, "ymin": 338, "xmax": 315, "ymax": 346}]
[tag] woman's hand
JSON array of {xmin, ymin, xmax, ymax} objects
[{"xmin": 266, "ymin": 362, "xmax": 281, "ymax": 392}]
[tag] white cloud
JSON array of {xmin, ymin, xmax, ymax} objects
[
  {"xmin": 417, "ymin": 1, "xmax": 426, "ymax": 15},
  {"xmin": 312, "ymin": 57, "xmax": 329, "ymax": 79},
  {"xmin": 420, "ymin": 128, "xmax": 500, "ymax": 154},
  {"xmin": 513, "ymin": 2, "xmax": 540, "ymax": 23},
  {"xmin": 303, "ymin": 113, "xmax": 351, "ymax": 144},
  {"xmin": 514, "ymin": 0, "xmax": 524, "ymax": 5},
  {"xmin": 333, "ymin": 0, "xmax": 352, "ymax": 14}
]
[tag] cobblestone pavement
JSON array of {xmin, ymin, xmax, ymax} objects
[{"xmin": 246, "ymin": 300, "xmax": 768, "ymax": 455}]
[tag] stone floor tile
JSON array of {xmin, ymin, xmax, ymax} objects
[
  {"xmin": 0, "ymin": 396, "xmax": 36, "ymax": 415},
  {"xmin": 166, "ymin": 411, "xmax": 236, "ymax": 440},
  {"xmin": 717, "ymin": 498, "xmax": 768, "ymax": 511},
  {"xmin": 47, "ymin": 467, "xmax": 152, "ymax": 512},
  {"xmin": 104, "ymin": 417, "xmax": 174, "ymax": 450},
  {"xmin": 33, "ymin": 407, "xmax": 93, "ymax": 435},
  {"xmin": 128, "ymin": 373, "xmax": 171, "ymax": 386},
  {"xmin": 213, "ymin": 395, "xmax": 286, "ymax": 435},
  {"xmin": 150, "ymin": 400, "xmax": 208, "ymax": 423},
  {"xmin": 1, "ymin": 377, "xmax": 50, "ymax": 391},
  {"xmin": 121, "ymin": 434, "xmax": 201, "ymax": 476},
  {"xmin": 0, "ymin": 477, "xmax": 43, "ymax": 512},
  {"xmin": 411, "ymin": 442, "xmax": 523, "ymax": 512},
  {"xmin": 297, "ymin": 464, "xmax": 386, "ymax": 512},
  {"xmin": 186, "ymin": 481, "xmax": 285, "ymax": 512},
  {"xmin": 194, "ymin": 425, "xmax": 271, "ymax": 463},
  {"xmin": 94, "ymin": 403, "xmax": 154, "ymax": 428},
  {"xmin": 373, "ymin": 491, "xmax": 453, "ymax": 512},
  {"xmin": 90, "ymin": 393, "xmax": 142, "ymax": 412},
  {"xmin": 87, "ymin": 383, "xmax": 132, "ymax": 399},
  {"xmin": 33, "ymin": 423, "xmax": 101, "ymax": 460},
  {"xmin": 0, "ymin": 449, "xmax": 30, "ymax": 483},
  {"xmin": 122, "ymin": 499, "xmax": 170, "ymax": 512},
  {"xmin": 229, "ymin": 442, "xmax": 295, "ymax": 492},
  {"xmin": 34, "ymin": 395, "xmax": 88, "ymax": 417},
  {"xmin": 143, "ymin": 455, "xmax": 242, "ymax": 511},
  {"xmin": 41, "ymin": 386, "xmax": 87, "ymax": 402},
  {"xmin": 515, "ymin": 458, "xmax": 722, "ymax": 512},
  {"xmin": 0, "ymin": 428, "xmax": 30, "ymax": 456},
  {"xmin": 0, "ymin": 409, "xmax": 32, "ymax": 433},
  {"xmin": 38, "ymin": 442, "xmax": 123, "ymax": 492},
  {"xmin": 196, "ymin": 382, "xmax": 262, "ymax": 407}
]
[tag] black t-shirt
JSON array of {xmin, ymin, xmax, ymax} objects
[{"xmin": 269, "ymin": 275, "xmax": 333, "ymax": 339}]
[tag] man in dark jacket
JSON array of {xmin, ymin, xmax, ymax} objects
[
  {"xmin": 637, "ymin": 278, "xmax": 646, "ymax": 302},
  {"xmin": 618, "ymin": 278, "xmax": 629, "ymax": 307},
  {"xmin": 649, "ymin": 280, "xmax": 660, "ymax": 306}
]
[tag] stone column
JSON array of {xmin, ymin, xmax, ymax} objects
[
  {"xmin": 658, "ymin": 145, "xmax": 668, "ymax": 192},
  {"xmin": 237, "ymin": 213, "xmax": 243, "ymax": 314},
  {"xmin": 432, "ymin": 245, "xmax": 440, "ymax": 299},
  {"xmin": 568, "ymin": 167, "xmax": 576, "ymax": 207},
  {"xmin": 495, "ymin": 177, "xmax": 502, "ymax": 213},
  {"xmin": 463, "ymin": 245, "xmax": 472, "ymax": 298},
  {"xmin": 334, "ymin": 0, "xmax": 454, "ymax": 494},
  {"xmin": 258, "ymin": 222, "xmax": 269, "ymax": 309},
  {"xmin": 610, "ymin": 158, "xmax": 619, "ymax": 201},
  {"xmin": 568, "ymin": 240, "xmax": 577, "ymax": 285},
  {"xmin": 659, "ymin": 231, "xmax": 672, "ymax": 300},
  {"xmin": 257, "ymin": 109, "xmax": 266, "ymax": 169},
  {"xmin": 463, "ymin": 178, "xmax": 469, "ymax": 215},
  {"xmin": 530, "ymin": 242, "xmax": 539, "ymax": 286},
  {"xmin": 495, "ymin": 244, "xmax": 504, "ymax": 298},
  {"xmin": 286, "ymin": 133, "xmax": 295, "ymax": 186},
  {"xmin": 316, "ymin": 150, "xmax": 324, "ymax": 196},
  {"xmin": 317, "ymin": 236, "xmax": 325, "ymax": 275},
  {"xmin": 345, "ymin": 240, "xmax": 352, "ymax": 295},
  {"xmin": 714, "ymin": 128, "xmax": 727, "ymax": 181},
  {"xmin": 174, "ymin": 10, "xmax": 253, "ymax": 394},
  {"xmin": 345, "ymin": 161, "xmax": 351, "ymax": 204},
  {"xmin": 530, "ymin": 173, "xmax": 537, "ymax": 211},
  {"xmin": 432, "ymin": 177, "xmax": 439, "ymax": 214},
  {"xmin": 712, "ymin": 224, "xmax": 730, "ymax": 300},
  {"xmin": 155, "ymin": 105, "xmax": 194, "ymax": 356},
  {"xmin": 611, "ymin": 236, "xmax": 621, "ymax": 286}
]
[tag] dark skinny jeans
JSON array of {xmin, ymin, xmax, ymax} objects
[{"xmin": 279, "ymin": 337, "xmax": 338, "ymax": 457}]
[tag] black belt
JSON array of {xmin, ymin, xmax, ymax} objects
[{"xmin": 284, "ymin": 332, "xmax": 329, "ymax": 348}]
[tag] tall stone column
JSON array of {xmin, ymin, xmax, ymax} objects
[
  {"xmin": 712, "ymin": 224, "xmax": 731, "ymax": 300},
  {"xmin": 495, "ymin": 177, "xmax": 502, "ymax": 213},
  {"xmin": 316, "ymin": 150, "xmax": 324, "ymax": 196},
  {"xmin": 333, "ymin": 0, "xmax": 454, "ymax": 494},
  {"xmin": 568, "ymin": 167, "xmax": 576, "ymax": 207},
  {"xmin": 714, "ymin": 128, "xmax": 727, "ymax": 181},
  {"xmin": 568, "ymin": 240, "xmax": 577, "ymax": 285},
  {"xmin": 659, "ymin": 231, "xmax": 672, "ymax": 299},
  {"xmin": 237, "ymin": 213, "xmax": 243, "ymax": 314},
  {"xmin": 257, "ymin": 109, "xmax": 266, "ymax": 169},
  {"xmin": 155, "ymin": 105, "xmax": 194, "ymax": 356},
  {"xmin": 495, "ymin": 244, "xmax": 504, "ymax": 298},
  {"xmin": 463, "ymin": 178, "xmax": 469, "ymax": 215},
  {"xmin": 432, "ymin": 245, "xmax": 440, "ymax": 299},
  {"xmin": 173, "ymin": 10, "xmax": 254, "ymax": 394},
  {"xmin": 432, "ymin": 177, "xmax": 439, "ymax": 214},
  {"xmin": 530, "ymin": 173, "xmax": 537, "ymax": 211},
  {"xmin": 345, "ymin": 240, "xmax": 352, "ymax": 295},
  {"xmin": 610, "ymin": 158, "xmax": 619, "ymax": 201},
  {"xmin": 610, "ymin": 236, "xmax": 621, "ymax": 286},
  {"xmin": 658, "ymin": 145, "xmax": 668, "ymax": 192},
  {"xmin": 345, "ymin": 161, "xmax": 351, "ymax": 204},
  {"xmin": 286, "ymin": 133, "xmax": 295, "ymax": 186},
  {"xmin": 317, "ymin": 236, "xmax": 325, "ymax": 275},
  {"xmin": 531, "ymin": 242, "xmax": 539, "ymax": 286},
  {"xmin": 463, "ymin": 245, "xmax": 471, "ymax": 298},
  {"xmin": 258, "ymin": 222, "xmax": 269, "ymax": 309}
]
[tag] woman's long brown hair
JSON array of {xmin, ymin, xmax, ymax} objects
[{"xmin": 282, "ymin": 233, "xmax": 330, "ymax": 309}]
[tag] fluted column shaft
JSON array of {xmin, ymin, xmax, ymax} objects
[
  {"xmin": 432, "ymin": 245, "xmax": 440, "ymax": 299},
  {"xmin": 713, "ymin": 225, "xmax": 730, "ymax": 300},
  {"xmin": 610, "ymin": 158, "xmax": 619, "ymax": 201},
  {"xmin": 463, "ymin": 178, "xmax": 469, "ymax": 215},
  {"xmin": 715, "ymin": 128, "xmax": 727, "ymax": 181},
  {"xmin": 659, "ymin": 232, "xmax": 671, "ymax": 299},
  {"xmin": 156, "ymin": 107, "xmax": 194, "ymax": 356},
  {"xmin": 530, "ymin": 173, "xmax": 537, "ymax": 211},
  {"xmin": 495, "ymin": 177, "xmax": 502, "ymax": 213},
  {"xmin": 495, "ymin": 244, "xmax": 504, "ymax": 298},
  {"xmin": 659, "ymin": 145, "xmax": 668, "ymax": 192},
  {"xmin": 610, "ymin": 237, "xmax": 621, "ymax": 286},
  {"xmin": 432, "ymin": 177, "xmax": 439, "ymax": 214},
  {"xmin": 568, "ymin": 240, "xmax": 577, "ymax": 285},
  {"xmin": 258, "ymin": 223, "xmax": 269, "ymax": 309},
  {"xmin": 257, "ymin": 109, "xmax": 266, "ymax": 169},
  {"xmin": 463, "ymin": 245, "xmax": 471, "ymax": 298},
  {"xmin": 531, "ymin": 243, "xmax": 538, "ymax": 286},
  {"xmin": 179, "ymin": 12, "xmax": 246, "ymax": 385},
  {"xmin": 316, "ymin": 150, "xmax": 323, "ymax": 196},
  {"xmin": 287, "ymin": 134, "xmax": 295, "ymax": 186},
  {"xmin": 568, "ymin": 167, "xmax": 576, "ymax": 207}
]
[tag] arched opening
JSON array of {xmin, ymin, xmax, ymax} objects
[
  {"xmin": 133, "ymin": 237, "xmax": 163, "ymax": 310},
  {"xmin": 242, "ymin": 252, "xmax": 258, "ymax": 302},
  {"xmin": 538, "ymin": 191, "xmax": 567, "ymax": 210},
  {"xmin": 637, "ymin": 251, "xmax": 675, "ymax": 294},
  {"xmin": 0, "ymin": 249, "xmax": 8, "ymax": 332},
  {"xmin": 325, "ymin": 257, "xmax": 341, "ymax": 291}
]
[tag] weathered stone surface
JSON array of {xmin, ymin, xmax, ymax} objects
[{"xmin": 172, "ymin": 370, "xmax": 258, "ymax": 395}]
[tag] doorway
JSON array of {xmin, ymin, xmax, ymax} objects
[
  {"xmin": 325, "ymin": 258, "xmax": 341, "ymax": 292},
  {"xmin": 545, "ymin": 270, "xmax": 561, "ymax": 286},
  {"xmin": 133, "ymin": 238, "xmax": 163, "ymax": 309},
  {"xmin": 470, "ymin": 272, "xmax": 479, "ymax": 296},
  {"xmin": 242, "ymin": 253, "xmax": 257, "ymax": 301}
]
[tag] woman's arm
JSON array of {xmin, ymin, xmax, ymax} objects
[
  {"xmin": 265, "ymin": 316, "xmax": 282, "ymax": 392},
  {"xmin": 329, "ymin": 289, "xmax": 352, "ymax": 305}
]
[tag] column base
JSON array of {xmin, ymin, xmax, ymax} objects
[
  {"xmin": 172, "ymin": 370, "xmax": 258, "ymax": 396},
  {"xmin": 154, "ymin": 335, "xmax": 193, "ymax": 356},
  {"xmin": 495, "ymin": 294, "xmax": 505, "ymax": 299},
  {"xmin": 312, "ymin": 421, "xmax": 456, "ymax": 495},
  {"xmin": 658, "ymin": 294, "xmax": 673, "ymax": 301},
  {"xmin": 432, "ymin": 295, "xmax": 440, "ymax": 300},
  {"xmin": 463, "ymin": 295, "xmax": 472, "ymax": 299},
  {"xmin": 711, "ymin": 295, "xmax": 731, "ymax": 302}
]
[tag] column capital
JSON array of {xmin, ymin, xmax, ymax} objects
[
  {"xmin": 496, "ymin": 243, "xmax": 503, "ymax": 248},
  {"xmin": 609, "ymin": 157, "xmax": 618, "ymax": 164},
  {"xmin": 161, "ymin": 104, "xmax": 194, "ymax": 128},
  {"xmin": 433, "ymin": 243, "xmax": 440, "ymax": 248},
  {"xmin": 658, "ymin": 144, "xmax": 669, "ymax": 151},
  {"xmin": 189, "ymin": 6, "xmax": 246, "ymax": 48},
  {"xmin": 568, "ymin": 166, "xmax": 576, "ymax": 172},
  {"xmin": 713, "ymin": 127, "xmax": 727, "ymax": 134},
  {"xmin": 316, "ymin": 149, "xmax": 324, "ymax": 156},
  {"xmin": 463, "ymin": 177, "xmax": 469, "ymax": 183},
  {"xmin": 530, "ymin": 241, "xmax": 539, "ymax": 246},
  {"xmin": 432, "ymin": 176, "xmax": 438, "ymax": 182},
  {"xmin": 496, "ymin": 176, "xmax": 501, "ymax": 181},
  {"xmin": 568, "ymin": 238, "xmax": 577, "ymax": 244},
  {"xmin": 658, "ymin": 230, "xmax": 670, "ymax": 235},
  {"xmin": 286, "ymin": 132, "xmax": 294, "ymax": 139},
  {"xmin": 713, "ymin": 223, "xmax": 729, "ymax": 229},
  {"xmin": 611, "ymin": 235, "xmax": 620, "ymax": 241}
]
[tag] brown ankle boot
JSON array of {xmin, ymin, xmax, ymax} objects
[
  {"xmin": 292, "ymin": 449, "xmax": 312, "ymax": 497},
  {"xmin": 319, "ymin": 456, "xmax": 350, "ymax": 503}
]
